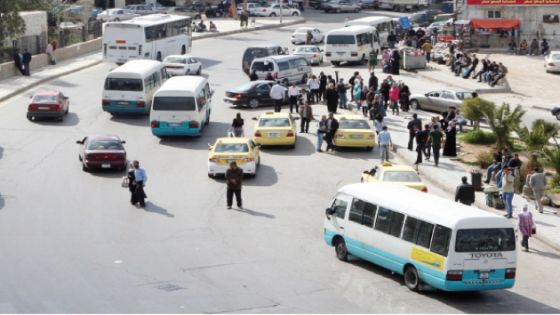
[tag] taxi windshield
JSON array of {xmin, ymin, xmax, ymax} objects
[
  {"xmin": 339, "ymin": 119, "xmax": 370, "ymax": 129},
  {"xmin": 383, "ymin": 171, "xmax": 421, "ymax": 182},
  {"xmin": 259, "ymin": 118, "xmax": 290, "ymax": 127},
  {"xmin": 215, "ymin": 143, "xmax": 249, "ymax": 153}
]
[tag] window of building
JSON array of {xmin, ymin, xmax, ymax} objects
[{"xmin": 487, "ymin": 10, "xmax": 502, "ymax": 19}]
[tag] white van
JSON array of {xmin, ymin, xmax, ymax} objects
[
  {"xmin": 102, "ymin": 59, "xmax": 167, "ymax": 115},
  {"xmin": 324, "ymin": 183, "xmax": 517, "ymax": 292},
  {"xmin": 250, "ymin": 55, "xmax": 312, "ymax": 85},
  {"xmin": 345, "ymin": 16, "xmax": 396, "ymax": 48},
  {"xmin": 150, "ymin": 76, "xmax": 212, "ymax": 137},
  {"xmin": 324, "ymin": 25, "xmax": 381, "ymax": 66}
]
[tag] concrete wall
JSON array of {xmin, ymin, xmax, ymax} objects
[
  {"xmin": 462, "ymin": 5, "xmax": 560, "ymax": 48},
  {"xmin": 0, "ymin": 38, "xmax": 101, "ymax": 81}
]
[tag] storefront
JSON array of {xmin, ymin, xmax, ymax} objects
[{"xmin": 468, "ymin": 18, "xmax": 520, "ymax": 48}]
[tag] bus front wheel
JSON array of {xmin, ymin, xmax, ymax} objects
[
  {"xmin": 334, "ymin": 237, "xmax": 348, "ymax": 261},
  {"xmin": 404, "ymin": 266, "xmax": 420, "ymax": 291}
]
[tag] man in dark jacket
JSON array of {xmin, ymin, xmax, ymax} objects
[
  {"xmin": 13, "ymin": 48, "xmax": 24, "ymax": 75},
  {"xmin": 407, "ymin": 113, "xmax": 422, "ymax": 151},
  {"xmin": 225, "ymin": 161, "xmax": 243, "ymax": 209},
  {"xmin": 22, "ymin": 49, "xmax": 32, "ymax": 76},
  {"xmin": 325, "ymin": 112, "xmax": 339, "ymax": 152},
  {"xmin": 368, "ymin": 71, "xmax": 378, "ymax": 92},
  {"xmin": 325, "ymin": 84, "xmax": 339, "ymax": 113},
  {"xmin": 414, "ymin": 124, "xmax": 430, "ymax": 165},
  {"xmin": 455, "ymin": 176, "xmax": 475, "ymax": 205}
]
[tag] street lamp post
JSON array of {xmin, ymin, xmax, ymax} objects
[{"xmin": 280, "ymin": 0, "xmax": 283, "ymax": 24}]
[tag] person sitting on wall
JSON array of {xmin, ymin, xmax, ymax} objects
[
  {"xmin": 519, "ymin": 39, "xmax": 529, "ymax": 55},
  {"xmin": 209, "ymin": 21, "xmax": 218, "ymax": 32},
  {"xmin": 508, "ymin": 39, "xmax": 517, "ymax": 54}
]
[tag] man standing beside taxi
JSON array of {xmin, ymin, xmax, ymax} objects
[
  {"xmin": 225, "ymin": 162, "xmax": 243, "ymax": 209},
  {"xmin": 270, "ymin": 81, "xmax": 287, "ymax": 112}
]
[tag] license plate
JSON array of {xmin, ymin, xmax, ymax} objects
[
  {"xmin": 38, "ymin": 106, "xmax": 50, "ymax": 110},
  {"xmin": 101, "ymin": 163, "xmax": 111, "ymax": 169},
  {"xmin": 350, "ymin": 134, "xmax": 363, "ymax": 139},
  {"xmin": 337, "ymin": 52, "xmax": 345, "ymax": 55},
  {"xmin": 268, "ymin": 132, "xmax": 280, "ymax": 137},
  {"xmin": 169, "ymin": 123, "xmax": 180, "ymax": 127},
  {"xmin": 479, "ymin": 272, "xmax": 489, "ymax": 279},
  {"xmin": 119, "ymin": 101, "xmax": 128, "ymax": 105}
]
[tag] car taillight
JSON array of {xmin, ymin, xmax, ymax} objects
[
  {"xmin": 233, "ymin": 93, "xmax": 241, "ymax": 99},
  {"xmin": 209, "ymin": 157, "xmax": 218, "ymax": 163},
  {"xmin": 368, "ymin": 133, "xmax": 374, "ymax": 139},
  {"xmin": 505, "ymin": 268, "xmax": 516, "ymax": 279},
  {"xmin": 102, "ymin": 99, "xmax": 109, "ymax": 106},
  {"xmin": 351, "ymin": 52, "xmax": 358, "ymax": 56},
  {"xmin": 254, "ymin": 130, "xmax": 262, "ymax": 137},
  {"xmin": 137, "ymin": 101, "xmax": 145, "ymax": 107},
  {"xmin": 421, "ymin": 186, "xmax": 428, "ymax": 193},
  {"xmin": 325, "ymin": 52, "xmax": 331, "ymax": 57},
  {"xmin": 287, "ymin": 130, "xmax": 294, "ymax": 137},
  {"xmin": 549, "ymin": 63, "xmax": 556, "ymax": 66},
  {"xmin": 446, "ymin": 270, "xmax": 463, "ymax": 281},
  {"xmin": 245, "ymin": 157, "xmax": 254, "ymax": 162},
  {"xmin": 150, "ymin": 120, "xmax": 160, "ymax": 128},
  {"xmin": 313, "ymin": 53, "xmax": 318, "ymax": 57},
  {"xmin": 189, "ymin": 120, "xmax": 199, "ymax": 128}
]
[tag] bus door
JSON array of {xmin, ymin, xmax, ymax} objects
[{"xmin": 325, "ymin": 195, "xmax": 350, "ymax": 239}]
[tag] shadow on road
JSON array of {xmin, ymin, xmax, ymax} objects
[
  {"xmin": 231, "ymin": 207, "xmax": 275, "ymax": 219},
  {"xmin": 529, "ymin": 248, "xmax": 560, "ymax": 260},
  {"xmin": 144, "ymin": 202, "xmax": 175, "ymax": 218},
  {"xmin": 0, "ymin": 145, "xmax": 3, "ymax": 160},
  {"xmin": 0, "ymin": 193, "xmax": 4, "ymax": 210},
  {"xmin": 50, "ymin": 79, "xmax": 80, "ymax": 88},
  {"xmin": 260, "ymin": 135, "xmax": 316, "ymax": 156},
  {"xmin": 109, "ymin": 114, "xmax": 149, "ymax": 127},
  {"xmin": 196, "ymin": 57, "xmax": 222, "ymax": 70},
  {"xmin": 29, "ymin": 112, "xmax": 80, "ymax": 127},
  {"xmin": 157, "ymin": 122, "xmax": 232, "ymax": 150}
]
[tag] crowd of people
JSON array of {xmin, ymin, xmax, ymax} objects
[
  {"xmin": 447, "ymin": 46, "xmax": 508, "ymax": 87},
  {"xmin": 510, "ymin": 38, "xmax": 550, "ymax": 56}
]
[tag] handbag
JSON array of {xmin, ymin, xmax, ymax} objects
[
  {"xmin": 121, "ymin": 176, "xmax": 129, "ymax": 188},
  {"xmin": 532, "ymin": 226, "xmax": 537, "ymax": 235}
]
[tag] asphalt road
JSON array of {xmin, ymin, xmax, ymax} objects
[{"xmin": 0, "ymin": 10, "xmax": 559, "ymax": 313}]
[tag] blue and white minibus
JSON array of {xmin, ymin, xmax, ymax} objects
[
  {"xmin": 150, "ymin": 76, "xmax": 212, "ymax": 137},
  {"xmin": 324, "ymin": 183, "xmax": 517, "ymax": 292}
]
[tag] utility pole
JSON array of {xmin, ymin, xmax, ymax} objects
[{"xmin": 280, "ymin": 0, "xmax": 283, "ymax": 23}]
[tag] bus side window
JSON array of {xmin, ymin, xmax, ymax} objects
[
  {"xmin": 402, "ymin": 216, "xmax": 434, "ymax": 249},
  {"xmin": 374, "ymin": 207, "xmax": 405, "ymax": 237},
  {"xmin": 430, "ymin": 225, "xmax": 452, "ymax": 257},
  {"xmin": 197, "ymin": 88, "xmax": 207, "ymax": 112},
  {"xmin": 331, "ymin": 198, "xmax": 348, "ymax": 219}
]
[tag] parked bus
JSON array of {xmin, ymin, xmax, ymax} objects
[
  {"xmin": 150, "ymin": 76, "xmax": 212, "ymax": 137},
  {"xmin": 324, "ymin": 25, "xmax": 380, "ymax": 66},
  {"xmin": 345, "ymin": 16, "xmax": 396, "ymax": 48},
  {"xmin": 102, "ymin": 60, "xmax": 167, "ymax": 114},
  {"xmin": 324, "ymin": 183, "xmax": 517, "ymax": 292},
  {"xmin": 102, "ymin": 13, "xmax": 192, "ymax": 64}
]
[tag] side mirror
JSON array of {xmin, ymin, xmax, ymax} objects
[
  {"xmin": 209, "ymin": 90, "xmax": 214, "ymax": 97},
  {"xmin": 121, "ymin": 140, "xmax": 126, "ymax": 144},
  {"xmin": 251, "ymin": 117, "xmax": 258, "ymax": 121},
  {"xmin": 325, "ymin": 207, "xmax": 336, "ymax": 219},
  {"xmin": 76, "ymin": 140, "xmax": 83, "ymax": 144},
  {"xmin": 363, "ymin": 170, "xmax": 369, "ymax": 174}
]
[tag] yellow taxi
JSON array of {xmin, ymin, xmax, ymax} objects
[
  {"xmin": 208, "ymin": 137, "xmax": 261, "ymax": 177},
  {"xmin": 334, "ymin": 114, "xmax": 376, "ymax": 151},
  {"xmin": 361, "ymin": 162, "xmax": 428, "ymax": 192},
  {"xmin": 253, "ymin": 112, "xmax": 297, "ymax": 148}
]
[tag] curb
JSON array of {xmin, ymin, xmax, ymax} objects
[
  {"xmin": 532, "ymin": 105, "xmax": 551, "ymax": 112},
  {"xmin": 0, "ymin": 59, "xmax": 102, "ymax": 103},
  {"xmin": 392, "ymin": 148, "xmax": 560, "ymax": 253},
  {"xmin": 192, "ymin": 18, "xmax": 305, "ymax": 41}
]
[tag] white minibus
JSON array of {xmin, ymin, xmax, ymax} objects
[
  {"xmin": 324, "ymin": 25, "xmax": 381, "ymax": 66},
  {"xmin": 102, "ymin": 59, "xmax": 167, "ymax": 114},
  {"xmin": 345, "ymin": 16, "xmax": 396, "ymax": 48},
  {"xmin": 324, "ymin": 183, "xmax": 517, "ymax": 292},
  {"xmin": 250, "ymin": 55, "xmax": 312, "ymax": 85},
  {"xmin": 150, "ymin": 76, "xmax": 212, "ymax": 137},
  {"xmin": 102, "ymin": 14, "xmax": 192, "ymax": 64}
]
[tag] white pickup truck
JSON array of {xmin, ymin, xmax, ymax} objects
[{"xmin": 377, "ymin": 0, "xmax": 427, "ymax": 11}]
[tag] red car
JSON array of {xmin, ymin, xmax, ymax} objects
[
  {"xmin": 77, "ymin": 135, "xmax": 127, "ymax": 172},
  {"xmin": 27, "ymin": 90, "xmax": 70, "ymax": 121}
]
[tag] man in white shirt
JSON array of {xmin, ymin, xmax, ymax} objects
[
  {"xmin": 378, "ymin": 126, "xmax": 392, "ymax": 162},
  {"xmin": 270, "ymin": 81, "xmax": 287, "ymax": 112},
  {"xmin": 288, "ymin": 82, "xmax": 300, "ymax": 114}
]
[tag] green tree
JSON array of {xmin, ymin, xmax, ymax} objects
[
  {"xmin": 0, "ymin": 0, "xmax": 47, "ymax": 41},
  {"xmin": 483, "ymin": 103, "xmax": 525, "ymax": 150},
  {"xmin": 516, "ymin": 119, "xmax": 560, "ymax": 152},
  {"xmin": 461, "ymin": 97, "xmax": 495, "ymax": 130},
  {"xmin": 541, "ymin": 147, "xmax": 560, "ymax": 185}
]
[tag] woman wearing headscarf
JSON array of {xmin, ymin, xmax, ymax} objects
[
  {"xmin": 518, "ymin": 204, "xmax": 535, "ymax": 251},
  {"xmin": 127, "ymin": 162, "xmax": 137, "ymax": 206},
  {"xmin": 389, "ymin": 82, "xmax": 400, "ymax": 116},
  {"xmin": 325, "ymin": 83, "xmax": 339, "ymax": 114},
  {"xmin": 442, "ymin": 118, "xmax": 457, "ymax": 157},
  {"xmin": 382, "ymin": 49, "xmax": 391, "ymax": 73},
  {"xmin": 390, "ymin": 49, "xmax": 401, "ymax": 75},
  {"xmin": 399, "ymin": 82, "xmax": 410, "ymax": 112},
  {"xmin": 380, "ymin": 79, "xmax": 390, "ymax": 109}
]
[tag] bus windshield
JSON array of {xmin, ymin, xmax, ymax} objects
[
  {"xmin": 105, "ymin": 78, "xmax": 143, "ymax": 91},
  {"xmin": 455, "ymin": 228, "xmax": 516, "ymax": 252},
  {"xmin": 153, "ymin": 96, "xmax": 196, "ymax": 111},
  {"xmin": 327, "ymin": 35, "xmax": 355, "ymax": 45}
]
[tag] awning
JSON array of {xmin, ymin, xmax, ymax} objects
[{"xmin": 470, "ymin": 19, "xmax": 520, "ymax": 29}]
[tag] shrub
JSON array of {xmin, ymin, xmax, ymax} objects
[
  {"xmin": 476, "ymin": 151, "xmax": 494, "ymax": 169},
  {"xmin": 516, "ymin": 119, "xmax": 560, "ymax": 152},
  {"xmin": 460, "ymin": 130, "xmax": 496, "ymax": 144},
  {"xmin": 462, "ymin": 97, "xmax": 495, "ymax": 130}
]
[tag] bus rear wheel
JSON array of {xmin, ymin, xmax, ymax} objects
[{"xmin": 404, "ymin": 266, "xmax": 420, "ymax": 291}]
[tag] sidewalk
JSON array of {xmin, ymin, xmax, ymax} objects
[
  {"xmin": 0, "ymin": 17, "xmax": 304, "ymax": 103},
  {"xmin": 376, "ymin": 109, "xmax": 560, "ymax": 252}
]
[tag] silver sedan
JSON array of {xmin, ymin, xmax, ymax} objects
[
  {"xmin": 409, "ymin": 90, "xmax": 472, "ymax": 113},
  {"xmin": 292, "ymin": 45, "xmax": 323, "ymax": 66}
]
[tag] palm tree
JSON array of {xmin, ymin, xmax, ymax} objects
[
  {"xmin": 516, "ymin": 119, "xmax": 560, "ymax": 152},
  {"xmin": 462, "ymin": 97, "xmax": 495, "ymax": 130},
  {"xmin": 541, "ymin": 147, "xmax": 560, "ymax": 185},
  {"xmin": 483, "ymin": 103, "xmax": 526, "ymax": 149}
]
